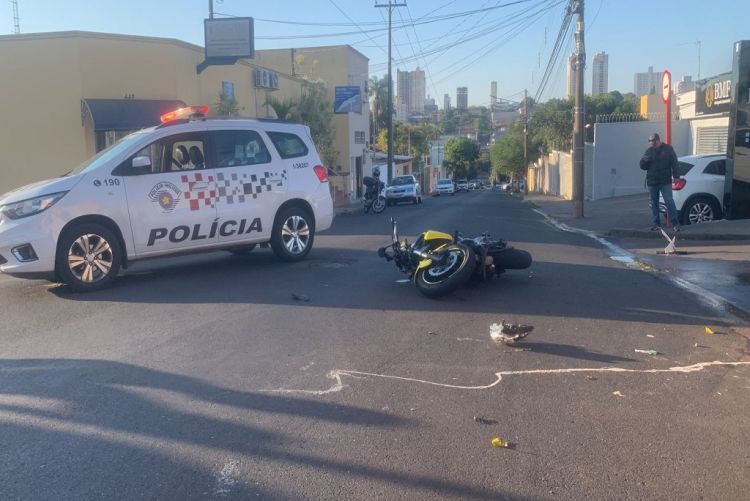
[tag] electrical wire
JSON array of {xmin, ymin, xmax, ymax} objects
[
  {"xmin": 328, "ymin": 0, "xmax": 388, "ymax": 55},
  {"xmin": 534, "ymin": 3, "xmax": 573, "ymax": 102}
]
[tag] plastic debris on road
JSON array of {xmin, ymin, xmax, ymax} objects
[
  {"xmin": 491, "ymin": 437, "xmax": 509, "ymax": 448},
  {"xmin": 705, "ymin": 326, "xmax": 715, "ymax": 335},
  {"xmin": 490, "ymin": 320, "xmax": 534, "ymax": 345},
  {"xmin": 634, "ymin": 349, "xmax": 659, "ymax": 356},
  {"xmin": 474, "ymin": 416, "xmax": 497, "ymax": 425}
]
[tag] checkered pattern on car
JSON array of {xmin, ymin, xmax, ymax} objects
[
  {"xmin": 181, "ymin": 173, "xmax": 216, "ymax": 211},
  {"xmin": 215, "ymin": 170, "xmax": 287, "ymax": 204}
]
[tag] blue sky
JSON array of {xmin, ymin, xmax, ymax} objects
[{"xmin": 2, "ymin": 0, "xmax": 745, "ymax": 106}]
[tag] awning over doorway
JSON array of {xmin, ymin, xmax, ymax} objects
[{"xmin": 81, "ymin": 99, "xmax": 187, "ymax": 131}]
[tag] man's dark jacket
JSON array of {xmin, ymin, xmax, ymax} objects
[{"xmin": 640, "ymin": 143, "xmax": 678, "ymax": 186}]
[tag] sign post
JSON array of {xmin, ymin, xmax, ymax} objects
[{"xmin": 661, "ymin": 70, "xmax": 672, "ymax": 144}]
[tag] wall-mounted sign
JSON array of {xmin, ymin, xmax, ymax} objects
[
  {"xmin": 205, "ymin": 18, "xmax": 254, "ymax": 59},
  {"xmin": 696, "ymin": 73, "xmax": 732, "ymax": 116},
  {"xmin": 254, "ymin": 68, "xmax": 279, "ymax": 90},
  {"xmin": 334, "ymin": 86, "xmax": 362, "ymax": 114}
]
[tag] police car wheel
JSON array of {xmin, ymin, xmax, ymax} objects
[
  {"xmin": 56, "ymin": 223, "xmax": 121, "ymax": 291},
  {"xmin": 228, "ymin": 244, "xmax": 257, "ymax": 255},
  {"xmin": 271, "ymin": 207, "xmax": 314, "ymax": 261}
]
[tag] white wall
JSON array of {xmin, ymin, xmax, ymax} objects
[{"xmin": 589, "ymin": 120, "xmax": 691, "ymax": 199}]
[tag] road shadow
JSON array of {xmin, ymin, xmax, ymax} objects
[
  {"xmin": 43, "ymin": 244, "xmax": 732, "ymax": 328},
  {"xmin": 519, "ymin": 342, "xmax": 636, "ymax": 363},
  {"xmin": 0, "ymin": 358, "xmax": 518, "ymax": 500}
]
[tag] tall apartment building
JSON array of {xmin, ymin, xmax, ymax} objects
[
  {"xmin": 457, "ymin": 86, "xmax": 468, "ymax": 110},
  {"xmin": 443, "ymin": 93, "xmax": 450, "ymax": 111},
  {"xmin": 634, "ymin": 66, "xmax": 659, "ymax": 96},
  {"xmin": 566, "ymin": 53, "xmax": 576, "ymax": 99},
  {"xmin": 396, "ymin": 67, "xmax": 425, "ymax": 119},
  {"xmin": 490, "ymin": 81, "xmax": 497, "ymax": 105},
  {"xmin": 592, "ymin": 51, "xmax": 608, "ymax": 96}
]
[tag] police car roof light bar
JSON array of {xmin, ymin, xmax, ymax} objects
[{"xmin": 159, "ymin": 105, "xmax": 210, "ymax": 124}]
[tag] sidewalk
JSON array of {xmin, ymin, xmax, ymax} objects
[
  {"xmin": 523, "ymin": 192, "xmax": 750, "ymax": 241},
  {"xmin": 525, "ymin": 192, "xmax": 750, "ymax": 322}
]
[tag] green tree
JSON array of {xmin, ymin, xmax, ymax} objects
[
  {"xmin": 376, "ymin": 122, "xmax": 430, "ymax": 159},
  {"xmin": 294, "ymin": 81, "xmax": 338, "ymax": 167},
  {"xmin": 490, "ymin": 122, "xmax": 540, "ymax": 180},
  {"xmin": 530, "ymin": 98, "xmax": 573, "ymax": 152},
  {"xmin": 264, "ymin": 96, "xmax": 298, "ymax": 120},
  {"xmin": 215, "ymin": 91, "xmax": 239, "ymax": 116},
  {"xmin": 369, "ymin": 75, "xmax": 390, "ymax": 140},
  {"xmin": 443, "ymin": 137, "xmax": 479, "ymax": 179}
]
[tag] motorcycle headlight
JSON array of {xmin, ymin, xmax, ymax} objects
[{"xmin": 0, "ymin": 191, "xmax": 67, "ymax": 220}]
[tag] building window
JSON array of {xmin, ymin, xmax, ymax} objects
[{"xmin": 354, "ymin": 131, "xmax": 366, "ymax": 144}]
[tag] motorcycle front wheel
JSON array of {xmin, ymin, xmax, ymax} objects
[
  {"xmin": 415, "ymin": 243, "xmax": 476, "ymax": 298},
  {"xmin": 490, "ymin": 247, "xmax": 532, "ymax": 270},
  {"xmin": 372, "ymin": 196, "xmax": 387, "ymax": 214}
]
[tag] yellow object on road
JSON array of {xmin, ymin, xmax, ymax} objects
[
  {"xmin": 491, "ymin": 437, "xmax": 509, "ymax": 448},
  {"xmin": 705, "ymin": 327, "xmax": 715, "ymax": 335}
]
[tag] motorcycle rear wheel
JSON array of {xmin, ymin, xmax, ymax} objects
[
  {"xmin": 415, "ymin": 243, "xmax": 476, "ymax": 298},
  {"xmin": 372, "ymin": 196, "xmax": 387, "ymax": 214}
]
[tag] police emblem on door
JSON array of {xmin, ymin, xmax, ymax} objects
[{"xmin": 149, "ymin": 181, "xmax": 182, "ymax": 213}]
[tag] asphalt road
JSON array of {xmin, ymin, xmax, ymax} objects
[{"xmin": 1, "ymin": 190, "xmax": 748, "ymax": 500}]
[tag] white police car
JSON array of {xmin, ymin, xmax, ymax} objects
[{"xmin": 0, "ymin": 106, "xmax": 334, "ymax": 291}]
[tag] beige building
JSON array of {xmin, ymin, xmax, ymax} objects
[{"xmin": 0, "ymin": 31, "xmax": 369, "ymax": 203}]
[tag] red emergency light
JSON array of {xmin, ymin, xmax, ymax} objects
[{"xmin": 160, "ymin": 105, "xmax": 209, "ymax": 123}]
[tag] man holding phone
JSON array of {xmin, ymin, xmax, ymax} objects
[{"xmin": 640, "ymin": 132, "xmax": 681, "ymax": 232}]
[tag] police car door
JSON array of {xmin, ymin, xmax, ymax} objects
[
  {"xmin": 208, "ymin": 129, "xmax": 283, "ymax": 244},
  {"xmin": 120, "ymin": 132, "xmax": 218, "ymax": 255}
]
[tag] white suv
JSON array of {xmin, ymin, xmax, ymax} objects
[
  {"xmin": 659, "ymin": 154, "xmax": 726, "ymax": 225},
  {"xmin": 0, "ymin": 106, "xmax": 334, "ymax": 291}
]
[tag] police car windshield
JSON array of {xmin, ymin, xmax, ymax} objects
[{"xmin": 66, "ymin": 131, "xmax": 149, "ymax": 176}]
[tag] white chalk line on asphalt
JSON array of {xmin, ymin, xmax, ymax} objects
[
  {"xmin": 263, "ymin": 360, "xmax": 750, "ymax": 396},
  {"xmin": 532, "ymin": 208, "xmax": 732, "ymax": 315}
]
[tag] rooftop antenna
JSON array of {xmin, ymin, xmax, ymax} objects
[{"xmin": 12, "ymin": 0, "xmax": 20, "ymax": 34}]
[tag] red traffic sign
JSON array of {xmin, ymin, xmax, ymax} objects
[{"xmin": 662, "ymin": 70, "xmax": 672, "ymax": 103}]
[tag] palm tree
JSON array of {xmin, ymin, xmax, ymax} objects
[
  {"xmin": 264, "ymin": 96, "xmax": 298, "ymax": 120},
  {"xmin": 369, "ymin": 75, "xmax": 389, "ymax": 140}
]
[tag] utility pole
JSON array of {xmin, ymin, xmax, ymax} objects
[
  {"xmin": 208, "ymin": 0, "xmax": 214, "ymax": 19},
  {"xmin": 12, "ymin": 0, "xmax": 20, "ymax": 34},
  {"xmin": 523, "ymin": 88, "xmax": 528, "ymax": 191},
  {"xmin": 571, "ymin": 0, "xmax": 585, "ymax": 217},
  {"xmin": 376, "ymin": 1, "xmax": 406, "ymax": 183}
]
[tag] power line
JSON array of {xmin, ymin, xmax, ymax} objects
[
  {"xmin": 215, "ymin": 0, "xmax": 535, "ymax": 40},
  {"xmin": 405, "ymin": 3, "xmax": 440, "ymax": 100},
  {"xmin": 534, "ymin": 3, "xmax": 573, "ymax": 102},
  {"xmin": 370, "ymin": 0, "xmax": 558, "ymax": 71},
  {"xmin": 328, "ymin": 0, "xmax": 388, "ymax": 55},
  {"xmin": 428, "ymin": 0, "xmax": 561, "ymax": 82}
]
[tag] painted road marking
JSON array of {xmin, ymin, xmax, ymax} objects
[{"xmin": 264, "ymin": 361, "xmax": 750, "ymax": 396}]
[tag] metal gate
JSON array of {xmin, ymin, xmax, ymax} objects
[{"xmin": 696, "ymin": 126, "xmax": 728, "ymax": 154}]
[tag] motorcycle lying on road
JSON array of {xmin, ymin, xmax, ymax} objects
[
  {"xmin": 378, "ymin": 218, "xmax": 532, "ymax": 298},
  {"xmin": 363, "ymin": 166, "xmax": 386, "ymax": 214}
]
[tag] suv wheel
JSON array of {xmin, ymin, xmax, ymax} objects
[
  {"xmin": 682, "ymin": 196, "xmax": 721, "ymax": 225},
  {"xmin": 56, "ymin": 223, "xmax": 121, "ymax": 291},
  {"xmin": 271, "ymin": 207, "xmax": 314, "ymax": 261}
]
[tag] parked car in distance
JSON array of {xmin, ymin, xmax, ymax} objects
[
  {"xmin": 386, "ymin": 175, "xmax": 422, "ymax": 205},
  {"xmin": 468, "ymin": 180, "xmax": 477, "ymax": 190},
  {"xmin": 435, "ymin": 178, "xmax": 455, "ymax": 196},
  {"xmin": 659, "ymin": 154, "xmax": 726, "ymax": 225},
  {"xmin": 456, "ymin": 179, "xmax": 469, "ymax": 192}
]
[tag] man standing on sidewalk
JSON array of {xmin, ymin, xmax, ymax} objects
[{"xmin": 640, "ymin": 132, "xmax": 681, "ymax": 232}]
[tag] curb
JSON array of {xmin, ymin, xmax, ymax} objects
[
  {"xmin": 334, "ymin": 206, "xmax": 363, "ymax": 215},
  {"xmin": 607, "ymin": 228, "xmax": 750, "ymax": 241}
]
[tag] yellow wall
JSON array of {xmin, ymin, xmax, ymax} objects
[
  {"xmin": 0, "ymin": 36, "xmax": 86, "ymax": 190},
  {"xmin": 0, "ymin": 32, "xmax": 366, "ymax": 196}
]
